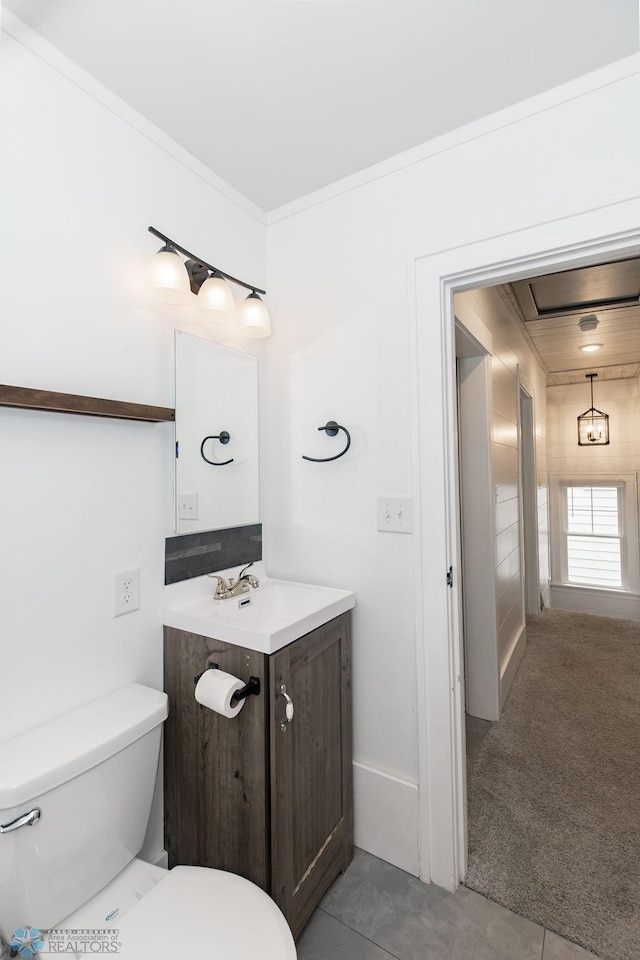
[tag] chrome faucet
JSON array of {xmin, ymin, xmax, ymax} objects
[{"xmin": 208, "ymin": 563, "xmax": 260, "ymax": 600}]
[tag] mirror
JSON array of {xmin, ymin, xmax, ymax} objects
[{"xmin": 174, "ymin": 332, "xmax": 259, "ymax": 533}]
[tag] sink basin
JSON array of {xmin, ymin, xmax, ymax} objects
[{"xmin": 164, "ymin": 563, "xmax": 355, "ymax": 654}]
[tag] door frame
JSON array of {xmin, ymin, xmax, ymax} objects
[
  {"xmin": 409, "ymin": 193, "xmax": 640, "ymax": 890},
  {"xmin": 518, "ymin": 377, "xmax": 541, "ymax": 617}
]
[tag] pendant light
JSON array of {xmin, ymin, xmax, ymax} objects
[
  {"xmin": 237, "ymin": 291, "xmax": 271, "ymax": 338},
  {"xmin": 145, "ymin": 242, "xmax": 190, "ymax": 303},
  {"xmin": 577, "ymin": 373, "xmax": 609, "ymax": 445}
]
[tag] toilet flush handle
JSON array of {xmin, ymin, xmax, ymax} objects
[{"xmin": 0, "ymin": 807, "xmax": 41, "ymax": 833}]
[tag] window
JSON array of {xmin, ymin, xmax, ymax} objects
[
  {"xmin": 563, "ymin": 484, "xmax": 622, "ymax": 588},
  {"xmin": 551, "ymin": 476, "xmax": 639, "ymax": 594}
]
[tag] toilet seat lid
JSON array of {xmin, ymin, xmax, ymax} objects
[{"xmin": 115, "ymin": 866, "xmax": 296, "ymax": 959}]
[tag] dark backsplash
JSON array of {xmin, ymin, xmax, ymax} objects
[{"xmin": 165, "ymin": 524, "xmax": 262, "ymax": 585}]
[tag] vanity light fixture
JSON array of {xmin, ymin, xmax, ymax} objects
[
  {"xmin": 146, "ymin": 227, "xmax": 270, "ymax": 336},
  {"xmin": 577, "ymin": 373, "xmax": 609, "ymax": 446}
]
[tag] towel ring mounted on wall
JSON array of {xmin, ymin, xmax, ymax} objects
[
  {"xmin": 200, "ymin": 431, "xmax": 234, "ymax": 466},
  {"xmin": 302, "ymin": 421, "xmax": 351, "ymax": 463}
]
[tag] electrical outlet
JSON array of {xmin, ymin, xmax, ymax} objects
[
  {"xmin": 113, "ymin": 568, "xmax": 140, "ymax": 617},
  {"xmin": 377, "ymin": 497, "xmax": 413, "ymax": 534}
]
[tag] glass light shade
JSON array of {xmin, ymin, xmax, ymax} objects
[
  {"xmin": 238, "ymin": 292, "xmax": 271, "ymax": 338},
  {"xmin": 197, "ymin": 274, "xmax": 236, "ymax": 321},
  {"xmin": 145, "ymin": 249, "xmax": 189, "ymax": 304},
  {"xmin": 580, "ymin": 344, "xmax": 603, "ymax": 353}
]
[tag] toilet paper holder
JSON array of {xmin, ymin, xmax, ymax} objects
[{"xmin": 193, "ymin": 663, "xmax": 261, "ymax": 704}]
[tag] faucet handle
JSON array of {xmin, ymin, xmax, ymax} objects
[
  {"xmin": 237, "ymin": 562, "xmax": 255, "ymax": 580},
  {"xmin": 207, "ymin": 573, "xmax": 230, "ymax": 598}
]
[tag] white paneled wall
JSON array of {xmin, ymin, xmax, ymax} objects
[
  {"xmin": 547, "ymin": 378, "xmax": 640, "ymax": 617},
  {"xmin": 538, "ymin": 482, "xmax": 551, "ymax": 605},
  {"xmin": 548, "ymin": 379, "xmax": 640, "ymax": 476},
  {"xmin": 455, "ymin": 287, "xmax": 548, "ymax": 704}
]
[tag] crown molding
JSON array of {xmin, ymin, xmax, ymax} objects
[{"xmin": 267, "ymin": 54, "xmax": 639, "ymax": 225}]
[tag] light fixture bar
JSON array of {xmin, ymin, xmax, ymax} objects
[{"xmin": 147, "ymin": 226, "xmax": 266, "ymax": 295}]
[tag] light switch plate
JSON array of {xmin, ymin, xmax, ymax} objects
[
  {"xmin": 178, "ymin": 493, "xmax": 198, "ymax": 520},
  {"xmin": 377, "ymin": 497, "xmax": 413, "ymax": 533}
]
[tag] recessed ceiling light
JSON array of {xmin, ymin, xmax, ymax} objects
[{"xmin": 580, "ymin": 343, "xmax": 603, "ymax": 353}]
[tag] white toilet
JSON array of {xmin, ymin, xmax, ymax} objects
[{"xmin": 0, "ymin": 684, "xmax": 296, "ymax": 959}]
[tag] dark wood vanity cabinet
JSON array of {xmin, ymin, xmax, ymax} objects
[{"xmin": 163, "ymin": 613, "xmax": 353, "ymax": 938}]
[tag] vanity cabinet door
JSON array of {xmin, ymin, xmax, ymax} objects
[{"xmin": 270, "ymin": 613, "xmax": 353, "ymax": 938}]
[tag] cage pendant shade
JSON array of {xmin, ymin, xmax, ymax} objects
[
  {"xmin": 145, "ymin": 245, "xmax": 190, "ymax": 303},
  {"xmin": 197, "ymin": 273, "xmax": 236, "ymax": 321},
  {"xmin": 238, "ymin": 291, "xmax": 271, "ymax": 338},
  {"xmin": 577, "ymin": 374, "xmax": 609, "ymax": 445}
]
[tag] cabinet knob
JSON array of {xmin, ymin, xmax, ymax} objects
[{"xmin": 280, "ymin": 684, "xmax": 294, "ymax": 731}]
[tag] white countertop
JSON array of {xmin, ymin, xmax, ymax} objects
[{"xmin": 164, "ymin": 562, "xmax": 356, "ymax": 654}]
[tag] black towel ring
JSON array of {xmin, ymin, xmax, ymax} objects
[
  {"xmin": 302, "ymin": 421, "xmax": 351, "ymax": 463},
  {"xmin": 200, "ymin": 431, "xmax": 234, "ymax": 466}
]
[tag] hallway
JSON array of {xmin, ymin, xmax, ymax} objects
[{"xmin": 465, "ymin": 608, "xmax": 640, "ymax": 960}]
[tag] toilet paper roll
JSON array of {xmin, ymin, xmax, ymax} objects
[{"xmin": 195, "ymin": 668, "xmax": 246, "ymax": 719}]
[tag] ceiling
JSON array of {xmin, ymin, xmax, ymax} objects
[
  {"xmin": 4, "ymin": 0, "xmax": 638, "ymax": 211},
  {"xmin": 499, "ymin": 257, "xmax": 640, "ymax": 385}
]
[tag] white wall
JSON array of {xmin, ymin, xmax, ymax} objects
[
  {"xmin": 454, "ymin": 286, "xmax": 548, "ymax": 709},
  {"xmin": 0, "ymin": 23, "xmax": 266, "ymax": 859},
  {"xmin": 265, "ymin": 59, "xmax": 640, "ymax": 874},
  {"xmin": 548, "ymin": 378, "xmax": 640, "ymax": 477},
  {"xmin": 547, "ymin": 377, "xmax": 640, "ymax": 618}
]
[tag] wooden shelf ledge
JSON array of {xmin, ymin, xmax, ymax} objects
[{"xmin": 0, "ymin": 384, "xmax": 175, "ymax": 422}]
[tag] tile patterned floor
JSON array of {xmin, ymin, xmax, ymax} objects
[{"xmin": 297, "ymin": 849, "xmax": 599, "ymax": 960}]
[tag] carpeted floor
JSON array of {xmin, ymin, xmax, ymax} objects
[{"xmin": 465, "ymin": 607, "xmax": 640, "ymax": 960}]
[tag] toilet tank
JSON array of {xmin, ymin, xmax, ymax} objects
[{"xmin": 0, "ymin": 684, "xmax": 168, "ymax": 940}]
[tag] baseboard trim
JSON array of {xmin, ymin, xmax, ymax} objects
[
  {"xmin": 550, "ymin": 585, "xmax": 640, "ymax": 620},
  {"xmin": 541, "ymin": 581, "xmax": 551, "ymax": 608},
  {"xmin": 499, "ymin": 622, "xmax": 526, "ymax": 708},
  {"xmin": 353, "ymin": 761, "xmax": 419, "ymax": 877}
]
